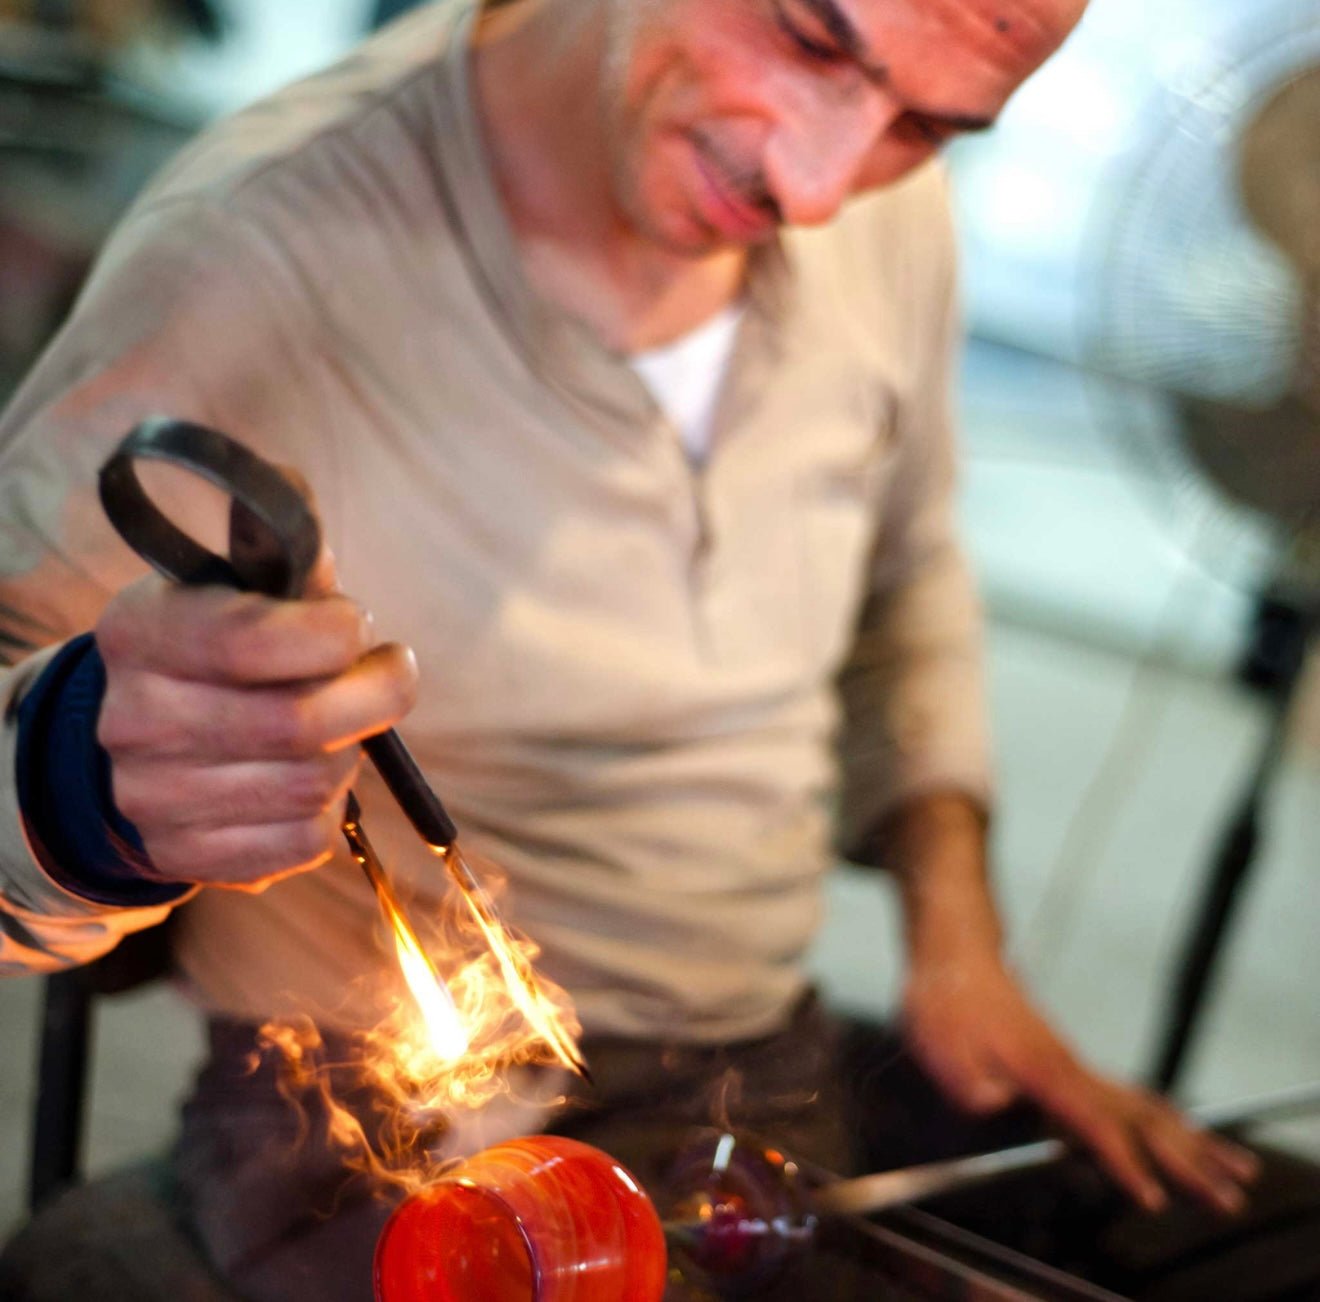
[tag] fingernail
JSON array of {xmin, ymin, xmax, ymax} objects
[
  {"xmin": 1216, "ymin": 1184, "xmax": 1245, "ymax": 1215},
  {"xmin": 970, "ymin": 1084, "xmax": 1010, "ymax": 1112},
  {"xmin": 1235, "ymin": 1150, "xmax": 1263, "ymax": 1180},
  {"xmin": 1142, "ymin": 1185, "xmax": 1168, "ymax": 1214}
]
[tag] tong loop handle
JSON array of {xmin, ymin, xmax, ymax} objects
[
  {"xmin": 98, "ymin": 418, "xmax": 459, "ymax": 850},
  {"xmin": 99, "ymin": 418, "xmax": 320, "ymax": 600}
]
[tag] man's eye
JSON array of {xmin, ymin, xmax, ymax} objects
[
  {"xmin": 773, "ymin": 1, "xmax": 846, "ymax": 63},
  {"xmin": 787, "ymin": 26, "xmax": 845, "ymax": 62},
  {"xmin": 898, "ymin": 114, "xmax": 948, "ymax": 146}
]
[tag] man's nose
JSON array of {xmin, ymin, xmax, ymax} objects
[{"xmin": 764, "ymin": 95, "xmax": 892, "ymax": 228}]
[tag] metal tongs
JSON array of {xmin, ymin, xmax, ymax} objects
[{"xmin": 98, "ymin": 419, "xmax": 590, "ymax": 1081}]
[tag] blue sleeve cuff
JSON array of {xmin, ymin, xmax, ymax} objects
[{"xmin": 15, "ymin": 634, "xmax": 189, "ymax": 908}]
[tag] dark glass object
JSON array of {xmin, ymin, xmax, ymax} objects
[{"xmin": 662, "ymin": 1131, "xmax": 818, "ymax": 1295}]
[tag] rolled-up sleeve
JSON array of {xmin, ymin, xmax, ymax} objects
[
  {"xmin": 0, "ymin": 647, "xmax": 181, "ymax": 974},
  {"xmin": 834, "ymin": 198, "xmax": 992, "ymax": 862}
]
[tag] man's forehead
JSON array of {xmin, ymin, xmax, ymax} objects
[
  {"xmin": 609, "ymin": 0, "xmax": 1085, "ymax": 84},
  {"xmin": 852, "ymin": 0, "xmax": 1084, "ymax": 49},
  {"xmin": 618, "ymin": 0, "xmax": 1084, "ymax": 54},
  {"xmin": 819, "ymin": 0, "xmax": 1087, "ymax": 93}
]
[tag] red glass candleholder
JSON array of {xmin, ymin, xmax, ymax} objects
[{"xmin": 373, "ymin": 1135, "xmax": 667, "ymax": 1302}]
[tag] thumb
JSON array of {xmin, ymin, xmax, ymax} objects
[
  {"xmin": 267, "ymin": 463, "xmax": 342, "ymax": 598},
  {"xmin": 914, "ymin": 1034, "xmax": 1020, "ymax": 1115},
  {"xmin": 304, "ymin": 541, "xmax": 343, "ymax": 598},
  {"xmin": 958, "ymin": 1070, "xmax": 1019, "ymax": 1115}
]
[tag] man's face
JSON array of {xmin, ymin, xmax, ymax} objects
[{"xmin": 599, "ymin": 0, "xmax": 1085, "ymax": 254}]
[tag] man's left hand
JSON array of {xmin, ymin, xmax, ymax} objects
[{"xmin": 901, "ymin": 952, "xmax": 1261, "ymax": 1214}]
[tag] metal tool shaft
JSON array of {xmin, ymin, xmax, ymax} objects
[
  {"xmin": 346, "ymin": 795, "xmax": 592, "ymax": 1084},
  {"xmin": 343, "ymin": 792, "xmax": 420, "ymax": 930},
  {"xmin": 347, "ymin": 715, "xmax": 594, "ymax": 1081},
  {"xmin": 437, "ymin": 841, "xmax": 594, "ymax": 1085},
  {"xmin": 362, "ymin": 731, "xmax": 459, "ymax": 849},
  {"xmin": 813, "ymin": 1079, "xmax": 1320, "ymax": 1218}
]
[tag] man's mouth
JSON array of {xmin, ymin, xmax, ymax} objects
[{"xmin": 688, "ymin": 140, "xmax": 779, "ymax": 242}]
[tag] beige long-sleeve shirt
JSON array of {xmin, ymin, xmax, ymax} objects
[{"xmin": 0, "ymin": 0, "xmax": 990, "ymax": 1042}]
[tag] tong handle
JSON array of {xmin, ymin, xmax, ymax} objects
[
  {"xmin": 99, "ymin": 419, "xmax": 459, "ymax": 849},
  {"xmin": 99, "ymin": 418, "xmax": 320, "ymax": 599},
  {"xmin": 361, "ymin": 733, "xmax": 457, "ymax": 849}
]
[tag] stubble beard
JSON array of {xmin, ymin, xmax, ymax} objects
[{"xmin": 595, "ymin": 0, "xmax": 779, "ymax": 258}]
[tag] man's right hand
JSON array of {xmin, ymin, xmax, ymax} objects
[{"xmin": 94, "ymin": 555, "xmax": 418, "ymax": 891}]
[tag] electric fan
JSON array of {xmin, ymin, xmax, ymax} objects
[{"xmin": 1079, "ymin": 5, "xmax": 1320, "ymax": 1093}]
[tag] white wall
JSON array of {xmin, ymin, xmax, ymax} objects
[{"xmin": 126, "ymin": 0, "xmax": 377, "ymax": 117}]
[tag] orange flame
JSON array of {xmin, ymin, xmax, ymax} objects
[
  {"xmin": 380, "ymin": 892, "xmax": 468, "ymax": 1063},
  {"xmin": 440, "ymin": 844, "xmax": 591, "ymax": 1082},
  {"xmin": 259, "ymin": 840, "xmax": 585, "ymax": 1196}
]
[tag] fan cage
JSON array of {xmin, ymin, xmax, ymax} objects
[{"xmin": 1079, "ymin": 6, "xmax": 1320, "ymax": 587}]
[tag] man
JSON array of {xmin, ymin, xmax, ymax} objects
[{"xmin": 0, "ymin": 0, "xmax": 1257, "ymax": 1297}]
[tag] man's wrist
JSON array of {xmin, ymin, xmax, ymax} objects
[
  {"xmin": 873, "ymin": 791, "xmax": 1004, "ymax": 969},
  {"xmin": 15, "ymin": 634, "xmax": 187, "ymax": 908}
]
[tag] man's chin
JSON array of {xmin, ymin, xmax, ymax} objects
[{"xmin": 642, "ymin": 207, "xmax": 777, "ymax": 259}]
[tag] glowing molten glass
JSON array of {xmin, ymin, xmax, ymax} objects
[{"xmin": 373, "ymin": 1136, "xmax": 667, "ymax": 1302}]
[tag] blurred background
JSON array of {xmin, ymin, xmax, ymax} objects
[{"xmin": 1, "ymin": 0, "xmax": 1317, "ymax": 1238}]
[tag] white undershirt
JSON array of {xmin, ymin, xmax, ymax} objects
[{"xmin": 628, "ymin": 302, "xmax": 745, "ymax": 466}]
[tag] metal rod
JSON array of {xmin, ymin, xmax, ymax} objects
[
  {"xmin": 342, "ymin": 791, "xmax": 421, "ymax": 930},
  {"xmin": 1149, "ymin": 608, "xmax": 1315, "ymax": 1092},
  {"xmin": 814, "ymin": 1139, "xmax": 1066, "ymax": 1217},
  {"xmin": 343, "ymin": 793, "xmax": 593, "ymax": 1084},
  {"xmin": 1193, "ymin": 1079, "xmax": 1320, "ymax": 1131},
  {"xmin": 813, "ymin": 1079, "xmax": 1320, "ymax": 1218},
  {"xmin": 437, "ymin": 842, "xmax": 594, "ymax": 1086}
]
